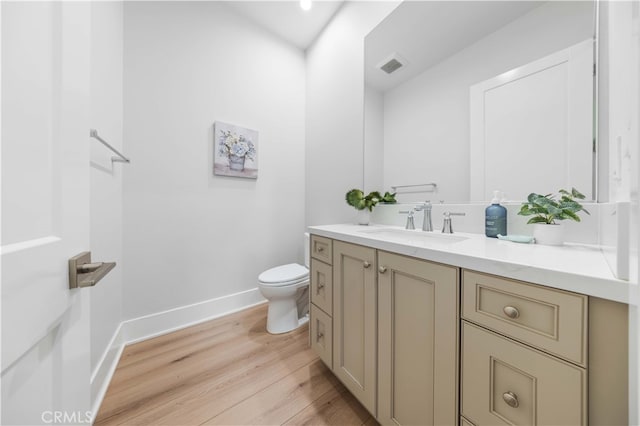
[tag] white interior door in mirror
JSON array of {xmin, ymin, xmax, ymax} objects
[{"xmin": 470, "ymin": 39, "xmax": 594, "ymax": 202}]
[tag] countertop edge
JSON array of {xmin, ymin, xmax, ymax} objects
[{"xmin": 308, "ymin": 224, "xmax": 636, "ymax": 305}]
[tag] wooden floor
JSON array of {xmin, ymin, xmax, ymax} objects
[{"xmin": 95, "ymin": 304, "xmax": 376, "ymax": 426}]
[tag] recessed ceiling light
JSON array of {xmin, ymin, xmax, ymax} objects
[{"xmin": 300, "ymin": 0, "xmax": 312, "ymax": 11}]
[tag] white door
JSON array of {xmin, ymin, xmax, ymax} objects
[
  {"xmin": 470, "ymin": 39, "xmax": 594, "ymax": 202},
  {"xmin": 2, "ymin": 2, "xmax": 92, "ymax": 424}
]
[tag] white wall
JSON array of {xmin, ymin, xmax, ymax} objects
[
  {"xmin": 305, "ymin": 1, "xmax": 400, "ymax": 226},
  {"xmin": 364, "ymin": 85, "xmax": 384, "ymax": 194},
  {"xmin": 606, "ymin": 1, "xmax": 637, "ymax": 205},
  {"xmin": 122, "ymin": 2, "xmax": 306, "ymax": 320},
  {"xmin": 379, "ymin": 1, "xmax": 593, "ymax": 203},
  {"xmin": 603, "ymin": 0, "xmax": 640, "ymax": 422},
  {"xmin": 88, "ymin": 1, "xmax": 124, "ymax": 413}
]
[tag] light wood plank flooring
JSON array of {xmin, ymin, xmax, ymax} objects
[{"xmin": 95, "ymin": 304, "xmax": 376, "ymax": 425}]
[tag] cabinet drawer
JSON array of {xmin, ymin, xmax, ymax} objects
[
  {"xmin": 310, "ymin": 235, "xmax": 332, "ymax": 264},
  {"xmin": 462, "ymin": 270, "xmax": 587, "ymax": 366},
  {"xmin": 310, "ymin": 304, "xmax": 332, "ymax": 369},
  {"xmin": 310, "ymin": 259, "xmax": 332, "ymax": 315},
  {"xmin": 461, "ymin": 322, "xmax": 586, "ymax": 425}
]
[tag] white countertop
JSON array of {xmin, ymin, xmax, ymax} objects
[{"xmin": 308, "ymin": 223, "xmax": 637, "ymax": 304}]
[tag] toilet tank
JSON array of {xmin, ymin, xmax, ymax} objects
[{"xmin": 304, "ymin": 233, "xmax": 310, "ymax": 268}]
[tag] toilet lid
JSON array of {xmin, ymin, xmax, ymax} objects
[{"xmin": 259, "ymin": 263, "xmax": 309, "ymax": 285}]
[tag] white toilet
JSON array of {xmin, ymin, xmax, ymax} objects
[{"xmin": 258, "ymin": 234, "xmax": 310, "ymax": 334}]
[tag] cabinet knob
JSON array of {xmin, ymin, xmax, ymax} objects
[
  {"xmin": 363, "ymin": 261, "xmax": 371, "ymax": 268},
  {"xmin": 503, "ymin": 306, "xmax": 520, "ymax": 319},
  {"xmin": 317, "ymin": 246, "xmax": 324, "ymax": 252},
  {"xmin": 316, "ymin": 331, "xmax": 324, "ymax": 342},
  {"xmin": 378, "ymin": 266, "xmax": 387, "ymax": 273},
  {"xmin": 316, "ymin": 282, "xmax": 325, "ymax": 291},
  {"xmin": 502, "ymin": 391, "xmax": 519, "ymax": 408}
]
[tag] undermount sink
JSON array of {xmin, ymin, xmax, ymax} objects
[{"xmin": 358, "ymin": 227, "xmax": 469, "ymax": 246}]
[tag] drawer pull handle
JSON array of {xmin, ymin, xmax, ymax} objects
[
  {"xmin": 363, "ymin": 261, "xmax": 371, "ymax": 268},
  {"xmin": 378, "ymin": 266, "xmax": 387, "ymax": 273},
  {"xmin": 317, "ymin": 283, "xmax": 325, "ymax": 291},
  {"xmin": 316, "ymin": 332, "xmax": 324, "ymax": 342},
  {"xmin": 317, "ymin": 246, "xmax": 324, "ymax": 253},
  {"xmin": 503, "ymin": 306, "xmax": 520, "ymax": 319},
  {"xmin": 502, "ymin": 391, "xmax": 519, "ymax": 408}
]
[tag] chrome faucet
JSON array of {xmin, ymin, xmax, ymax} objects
[
  {"xmin": 399, "ymin": 209, "xmax": 416, "ymax": 230},
  {"xmin": 415, "ymin": 201, "xmax": 433, "ymax": 232},
  {"xmin": 442, "ymin": 211, "xmax": 466, "ymax": 234}
]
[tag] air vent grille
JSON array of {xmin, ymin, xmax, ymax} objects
[{"xmin": 380, "ymin": 58, "xmax": 403, "ymax": 74}]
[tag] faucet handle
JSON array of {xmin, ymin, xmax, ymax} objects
[
  {"xmin": 443, "ymin": 211, "xmax": 466, "ymax": 218},
  {"xmin": 399, "ymin": 209, "xmax": 416, "ymax": 230},
  {"xmin": 442, "ymin": 211, "xmax": 465, "ymax": 233}
]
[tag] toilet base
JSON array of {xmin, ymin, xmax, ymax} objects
[{"xmin": 266, "ymin": 300, "xmax": 309, "ymax": 334}]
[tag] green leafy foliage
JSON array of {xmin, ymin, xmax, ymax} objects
[
  {"xmin": 345, "ymin": 189, "xmax": 391, "ymax": 211},
  {"xmin": 380, "ymin": 191, "xmax": 397, "ymax": 204},
  {"xmin": 518, "ymin": 188, "xmax": 589, "ymax": 225}
]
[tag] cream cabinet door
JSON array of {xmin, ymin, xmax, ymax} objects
[
  {"xmin": 377, "ymin": 251, "xmax": 459, "ymax": 426},
  {"xmin": 461, "ymin": 322, "xmax": 586, "ymax": 425},
  {"xmin": 332, "ymin": 241, "xmax": 377, "ymax": 415}
]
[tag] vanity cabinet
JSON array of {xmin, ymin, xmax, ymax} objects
[
  {"xmin": 377, "ymin": 251, "xmax": 458, "ymax": 426},
  {"xmin": 309, "ymin": 232, "xmax": 628, "ymax": 426},
  {"xmin": 332, "ymin": 240, "xmax": 377, "ymax": 415}
]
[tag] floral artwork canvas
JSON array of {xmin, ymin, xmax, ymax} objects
[{"xmin": 213, "ymin": 122, "xmax": 258, "ymax": 179}]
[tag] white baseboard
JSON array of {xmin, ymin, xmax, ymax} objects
[
  {"xmin": 88, "ymin": 287, "xmax": 266, "ymax": 421},
  {"xmin": 90, "ymin": 323, "xmax": 125, "ymax": 423},
  {"xmin": 122, "ymin": 287, "xmax": 266, "ymax": 345}
]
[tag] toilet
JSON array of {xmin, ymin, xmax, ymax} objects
[{"xmin": 258, "ymin": 234, "xmax": 310, "ymax": 334}]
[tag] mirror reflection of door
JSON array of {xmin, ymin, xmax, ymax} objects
[{"xmin": 470, "ymin": 39, "xmax": 594, "ymax": 202}]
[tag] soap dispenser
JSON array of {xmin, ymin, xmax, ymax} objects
[{"xmin": 485, "ymin": 190, "xmax": 507, "ymax": 238}]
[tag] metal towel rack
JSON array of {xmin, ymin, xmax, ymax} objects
[
  {"xmin": 390, "ymin": 183, "xmax": 438, "ymax": 194},
  {"xmin": 89, "ymin": 129, "xmax": 130, "ymax": 164}
]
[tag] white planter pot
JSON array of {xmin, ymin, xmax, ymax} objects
[
  {"xmin": 356, "ymin": 209, "xmax": 370, "ymax": 225},
  {"xmin": 533, "ymin": 223, "xmax": 564, "ymax": 246},
  {"xmin": 229, "ymin": 154, "xmax": 246, "ymax": 171}
]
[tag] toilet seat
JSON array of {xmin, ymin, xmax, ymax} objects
[{"xmin": 258, "ymin": 263, "xmax": 309, "ymax": 287}]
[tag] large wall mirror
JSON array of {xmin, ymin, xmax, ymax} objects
[{"xmin": 364, "ymin": 1, "xmax": 598, "ymax": 203}]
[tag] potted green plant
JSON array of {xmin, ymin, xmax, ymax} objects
[
  {"xmin": 517, "ymin": 188, "xmax": 590, "ymax": 245},
  {"xmin": 345, "ymin": 189, "xmax": 395, "ymax": 225}
]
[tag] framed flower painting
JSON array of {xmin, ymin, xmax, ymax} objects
[{"xmin": 213, "ymin": 121, "xmax": 258, "ymax": 179}]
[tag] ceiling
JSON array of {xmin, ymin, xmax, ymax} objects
[
  {"xmin": 365, "ymin": 1, "xmax": 543, "ymax": 92},
  {"xmin": 224, "ymin": 1, "xmax": 344, "ymax": 50}
]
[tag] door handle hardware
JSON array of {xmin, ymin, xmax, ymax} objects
[
  {"xmin": 317, "ymin": 246, "xmax": 324, "ymax": 252},
  {"xmin": 317, "ymin": 282, "xmax": 325, "ymax": 290},
  {"xmin": 316, "ymin": 332, "xmax": 324, "ymax": 342},
  {"xmin": 78, "ymin": 262, "xmax": 103, "ymax": 273},
  {"xmin": 363, "ymin": 261, "xmax": 371, "ymax": 268},
  {"xmin": 379, "ymin": 266, "xmax": 387, "ymax": 273},
  {"xmin": 502, "ymin": 391, "xmax": 519, "ymax": 408},
  {"xmin": 69, "ymin": 251, "xmax": 116, "ymax": 289},
  {"xmin": 503, "ymin": 306, "xmax": 520, "ymax": 319}
]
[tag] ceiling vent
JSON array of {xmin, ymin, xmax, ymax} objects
[{"xmin": 377, "ymin": 53, "xmax": 408, "ymax": 75}]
